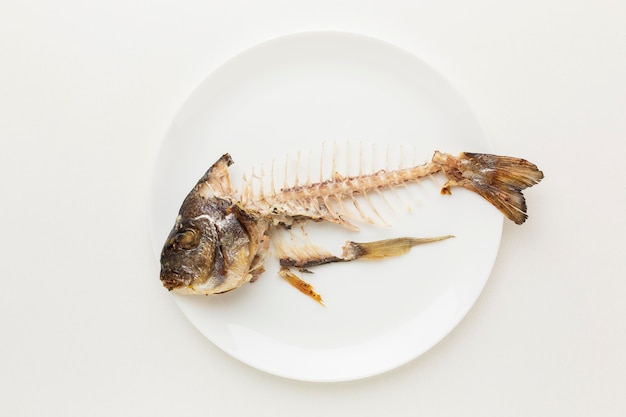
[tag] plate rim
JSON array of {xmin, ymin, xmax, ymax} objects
[{"xmin": 149, "ymin": 30, "xmax": 502, "ymax": 382}]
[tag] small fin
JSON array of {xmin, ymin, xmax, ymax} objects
[
  {"xmin": 277, "ymin": 235, "xmax": 454, "ymax": 272},
  {"xmin": 341, "ymin": 235, "xmax": 454, "ymax": 260},
  {"xmin": 279, "ymin": 267, "xmax": 324, "ymax": 305}
]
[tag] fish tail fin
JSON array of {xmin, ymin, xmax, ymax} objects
[{"xmin": 433, "ymin": 151, "xmax": 543, "ymax": 224}]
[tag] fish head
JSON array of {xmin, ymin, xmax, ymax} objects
[
  {"xmin": 159, "ymin": 199, "xmax": 266, "ymax": 295},
  {"xmin": 160, "ymin": 154, "xmax": 269, "ymax": 295}
]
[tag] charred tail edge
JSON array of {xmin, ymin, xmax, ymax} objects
[{"xmin": 434, "ymin": 151, "xmax": 544, "ymax": 225}]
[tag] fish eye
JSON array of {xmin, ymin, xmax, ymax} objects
[{"xmin": 174, "ymin": 229, "xmax": 200, "ymax": 250}]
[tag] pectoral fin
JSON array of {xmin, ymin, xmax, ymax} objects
[
  {"xmin": 277, "ymin": 235, "xmax": 453, "ymax": 304},
  {"xmin": 340, "ymin": 236, "xmax": 455, "ymax": 260},
  {"xmin": 278, "ymin": 267, "xmax": 324, "ymax": 306}
]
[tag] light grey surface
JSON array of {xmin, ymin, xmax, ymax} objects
[{"xmin": 1, "ymin": 1, "xmax": 624, "ymax": 415}]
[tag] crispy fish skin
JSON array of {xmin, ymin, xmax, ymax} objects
[{"xmin": 159, "ymin": 150, "xmax": 543, "ymax": 298}]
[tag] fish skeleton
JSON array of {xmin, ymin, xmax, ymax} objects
[{"xmin": 159, "ymin": 148, "xmax": 543, "ymax": 304}]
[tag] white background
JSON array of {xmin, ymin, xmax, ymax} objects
[{"xmin": 1, "ymin": 1, "xmax": 625, "ymax": 416}]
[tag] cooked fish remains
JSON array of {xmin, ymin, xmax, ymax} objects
[{"xmin": 160, "ymin": 148, "xmax": 543, "ymax": 304}]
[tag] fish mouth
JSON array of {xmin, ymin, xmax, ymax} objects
[{"xmin": 160, "ymin": 269, "xmax": 191, "ymax": 291}]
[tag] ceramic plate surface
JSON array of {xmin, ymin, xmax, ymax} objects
[{"xmin": 150, "ymin": 32, "xmax": 502, "ymax": 382}]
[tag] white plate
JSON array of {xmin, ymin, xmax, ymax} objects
[{"xmin": 150, "ymin": 32, "xmax": 502, "ymax": 382}]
